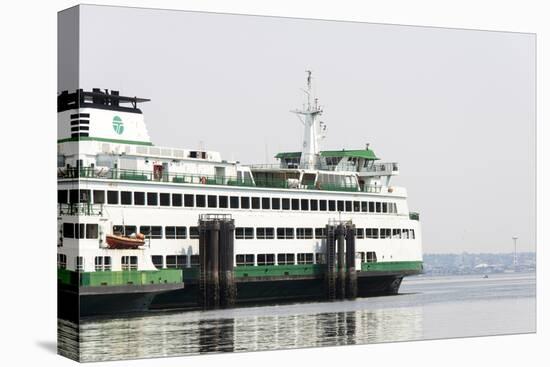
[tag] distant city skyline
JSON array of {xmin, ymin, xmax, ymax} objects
[
  {"xmin": 68, "ymin": 5, "xmax": 536, "ymax": 254},
  {"xmin": 422, "ymin": 252, "xmax": 536, "ymax": 276}
]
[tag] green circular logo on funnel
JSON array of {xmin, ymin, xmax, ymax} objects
[{"xmin": 112, "ymin": 116, "xmax": 124, "ymax": 134}]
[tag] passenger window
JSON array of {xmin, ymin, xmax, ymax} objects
[
  {"xmin": 345, "ymin": 201, "xmax": 352, "ymax": 212},
  {"xmin": 63, "ymin": 223, "xmax": 74, "ymax": 238},
  {"xmin": 368, "ymin": 202, "xmax": 375, "ymax": 212},
  {"xmin": 230, "ymin": 196, "xmax": 239, "ymax": 209},
  {"xmin": 195, "ymin": 195, "xmax": 206, "ymax": 207},
  {"xmin": 58, "ymin": 190, "xmax": 68, "ymax": 204},
  {"xmin": 310, "ymin": 199, "xmax": 318, "ymax": 211},
  {"xmin": 189, "ymin": 226, "xmax": 199, "ymax": 239},
  {"xmin": 184, "ymin": 194, "xmax": 194, "ymax": 207},
  {"xmin": 159, "ymin": 193, "xmax": 170, "ymax": 206},
  {"xmin": 93, "ymin": 190, "xmax": 105, "ymax": 204},
  {"xmin": 282, "ymin": 198, "xmax": 290, "ymax": 210},
  {"xmin": 86, "ymin": 224, "xmax": 98, "ymax": 239},
  {"xmin": 107, "ymin": 191, "xmax": 119, "ymax": 204},
  {"xmin": 172, "ymin": 193, "xmax": 182, "ymax": 207},
  {"xmin": 134, "ymin": 192, "xmax": 145, "ymax": 205},
  {"xmin": 147, "ymin": 192, "xmax": 158, "ymax": 206},
  {"xmin": 121, "ymin": 191, "xmax": 132, "ymax": 205},
  {"xmin": 208, "ymin": 195, "xmax": 217, "ymax": 208}
]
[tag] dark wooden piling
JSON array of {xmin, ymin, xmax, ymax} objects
[
  {"xmin": 336, "ymin": 224, "xmax": 346, "ymax": 300},
  {"xmin": 199, "ymin": 221, "xmax": 208, "ymax": 308},
  {"xmin": 325, "ymin": 225, "xmax": 337, "ymax": 301},
  {"xmin": 219, "ymin": 220, "xmax": 236, "ymax": 308},
  {"xmin": 205, "ymin": 221, "xmax": 220, "ymax": 308},
  {"xmin": 345, "ymin": 225, "xmax": 357, "ymax": 300}
]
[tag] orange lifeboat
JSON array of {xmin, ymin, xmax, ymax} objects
[{"xmin": 106, "ymin": 233, "xmax": 145, "ymax": 249}]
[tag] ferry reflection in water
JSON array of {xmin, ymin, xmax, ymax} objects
[
  {"xmin": 58, "ymin": 273, "xmax": 535, "ymax": 362},
  {"xmin": 59, "ymin": 306, "xmax": 423, "ymax": 361}
]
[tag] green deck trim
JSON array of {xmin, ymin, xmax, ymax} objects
[
  {"xmin": 119, "ymin": 173, "xmax": 149, "ymax": 181},
  {"xmin": 182, "ymin": 267, "xmax": 200, "ymax": 281},
  {"xmin": 57, "ymin": 136, "xmax": 154, "ymax": 146},
  {"xmin": 321, "ymin": 149, "xmax": 379, "ymax": 160},
  {"xmin": 57, "ymin": 261, "xmax": 422, "ymax": 288},
  {"xmin": 361, "ymin": 261, "xmax": 423, "ymax": 272},
  {"xmin": 234, "ymin": 264, "xmax": 324, "ymax": 278},
  {"xmin": 275, "ymin": 152, "xmax": 302, "ymax": 159},
  {"xmin": 57, "ymin": 268, "xmax": 75, "ymax": 285},
  {"xmin": 275, "ymin": 149, "xmax": 379, "ymax": 160},
  {"xmin": 58, "ymin": 268, "xmax": 182, "ymax": 287}
]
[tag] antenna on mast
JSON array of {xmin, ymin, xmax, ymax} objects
[
  {"xmin": 306, "ymin": 69, "xmax": 312, "ymax": 109},
  {"xmin": 291, "ymin": 70, "xmax": 325, "ymax": 169}
]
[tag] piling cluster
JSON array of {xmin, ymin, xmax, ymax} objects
[
  {"xmin": 199, "ymin": 215, "xmax": 236, "ymax": 309},
  {"xmin": 325, "ymin": 222, "xmax": 357, "ymax": 301}
]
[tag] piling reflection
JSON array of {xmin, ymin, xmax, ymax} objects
[
  {"xmin": 58, "ymin": 273, "xmax": 535, "ymax": 362},
  {"xmin": 59, "ymin": 306, "xmax": 424, "ymax": 362}
]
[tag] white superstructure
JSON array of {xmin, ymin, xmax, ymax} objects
[{"xmin": 57, "ymin": 78, "xmax": 422, "ymax": 277}]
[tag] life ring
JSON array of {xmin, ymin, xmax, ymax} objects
[{"xmin": 200, "ymin": 176, "xmax": 207, "ymax": 184}]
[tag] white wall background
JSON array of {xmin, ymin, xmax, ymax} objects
[{"xmin": 0, "ymin": 1, "xmax": 547, "ymax": 367}]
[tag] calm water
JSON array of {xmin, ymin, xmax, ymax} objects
[{"xmin": 58, "ymin": 272, "xmax": 536, "ymax": 362}]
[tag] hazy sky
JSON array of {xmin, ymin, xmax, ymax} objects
[{"xmin": 69, "ymin": 5, "xmax": 535, "ymax": 253}]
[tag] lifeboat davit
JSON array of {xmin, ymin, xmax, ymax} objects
[{"xmin": 106, "ymin": 233, "xmax": 145, "ymax": 249}]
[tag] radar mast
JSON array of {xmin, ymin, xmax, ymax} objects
[{"xmin": 292, "ymin": 70, "xmax": 326, "ymax": 169}]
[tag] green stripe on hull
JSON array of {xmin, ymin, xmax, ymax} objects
[
  {"xmin": 234, "ymin": 264, "xmax": 324, "ymax": 278},
  {"xmin": 361, "ymin": 261, "xmax": 423, "ymax": 272},
  {"xmin": 58, "ymin": 261, "xmax": 422, "ymax": 288},
  {"xmin": 58, "ymin": 268, "xmax": 182, "ymax": 287},
  {"xmin": 57, "ymin": 268, "xmax": 74, "ymax": 285}
]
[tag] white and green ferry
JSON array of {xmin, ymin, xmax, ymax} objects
[{"xmin": 57, "ymin": 73, "xmax": 423, "ymax": 319}]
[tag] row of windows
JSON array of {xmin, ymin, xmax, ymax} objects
[
  {"xmin": 112, "ymin": 225, "xmax": 196, "ymax": 239},
  {"xmin": 151, "ymin": 252, "xmax": 377, "ymax": 269},
  {"xmin": 58, "ymin": 251, "xmax": 379, "ymax": 271},
  {"xmin": 152, "ymin": 255, "xmax": 200, "ymax": 269},
  {"xmin": 60, "ymin": 255, "xmax": 142, "ymax": 271},
  {"xmin": 62, "ymin": 223, "xmax": 98, "ymax": 239},
  {"xmin": 235, "ymin": 251, "xmax": 378, "ymax": 266},
  {"xmin": 58, "ymin": 189, "xmax": 399, "ymax": 214},
  {"xmin": 61, "ymin": 223, "xmax": 416, "ymax": 241},
  {"xmin": 111, "ymin": 225, "xmax": 416, "ymax": 240}
]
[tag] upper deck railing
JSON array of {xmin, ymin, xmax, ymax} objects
[
  {"xmin": 58, "ymin": 203, "xmax": 104, "ymax": 216},
  {"xmin": 58, "ymin": 167, "xmax": 391, "ymax": 194},
  {"xmin": 250, "ymin": 162, "xmax": 398, "ymax": 174},
  {"xmin": 363, "ymin": 162, "xmax": 399, "ymax": 174}
]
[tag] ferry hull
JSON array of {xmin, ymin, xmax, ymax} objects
[{"xmin": 58, "ymin": 273, "xmax": 413, "ymax": 321}]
